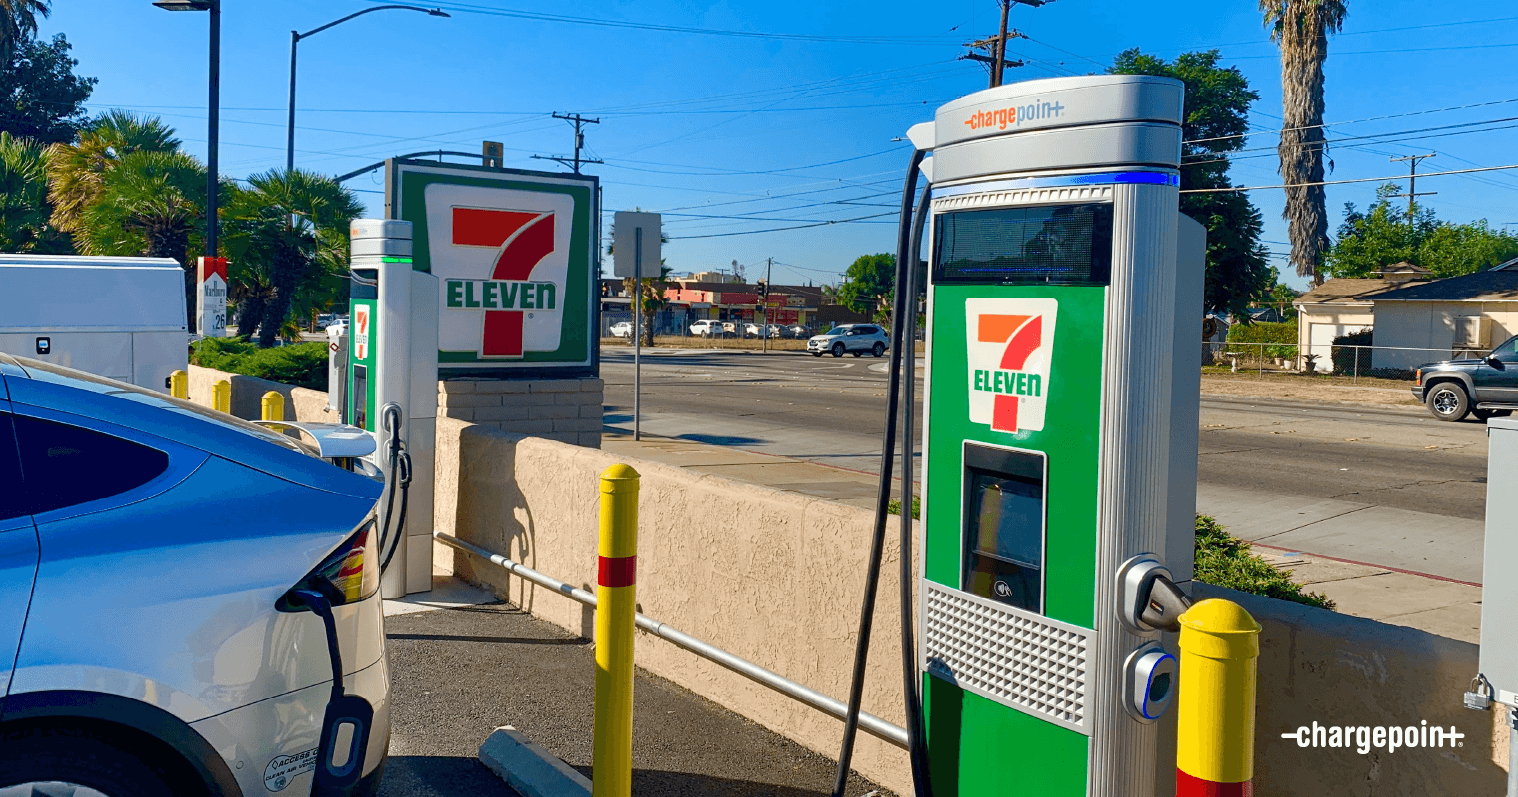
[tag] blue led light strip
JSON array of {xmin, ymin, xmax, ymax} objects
[{"xmin": 932, "ymin": 170, "xmax": 1180, "ymax": 199}]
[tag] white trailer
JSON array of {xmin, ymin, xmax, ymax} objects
[{"xmin": 0, "ymin": 254, "xmax": 189, "ymax": 391}]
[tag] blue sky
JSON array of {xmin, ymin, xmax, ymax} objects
[{"xmin": 40, "ymin": 0, "xmax": 1518, "ymax": 290}]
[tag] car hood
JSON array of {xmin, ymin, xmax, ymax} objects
[{"xmin": 1423, "ymin": 359, "xmax": 1486, "ymax": 369}]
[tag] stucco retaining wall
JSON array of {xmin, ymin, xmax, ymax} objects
[
  {"xmin": 186, "ymin": 364, "xmax": 334, "ymax": 422},
  {"xmin": 433, "ymin": 416, "xmax": 916, "ymax": 793},
  {"xmin": 436, "ymin": 416, "xmax": 1511, "ymax": 796}
]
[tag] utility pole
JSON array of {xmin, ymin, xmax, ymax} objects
[
  {"xmin": 532, "ymin": 112, "xmax": 603, "ymax": 174},
  {"xmin": 961, "ymin": 33, "xmax": 1025, "ymax": 87},
  {"xmin": 1391, "ymin": 153, "xmax": 1438, "ymax": 233},
  {"xmin": 962, "ymin": 0, "xmax": 1048, "ymax": 88}
]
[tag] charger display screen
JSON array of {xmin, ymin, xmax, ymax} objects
[{"xmin": 962, "ymin": 443, "xmax": 1046, "ymax": 613}]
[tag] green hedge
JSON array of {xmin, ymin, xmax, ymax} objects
[
  {"xmin": 1225, "ymin": 320, "xmax": 1298, "ymax": 360},
  {"xmin": 1194, "ymin": 515, "xmax": 1334, "ymax": 610},
  {"xmin": 192, "ymin": 337, "xmax": 328, "ymax": 391},
  {"xmin": 1331, "ymin": 328, "xmax": 1374, "ymax": 376}
]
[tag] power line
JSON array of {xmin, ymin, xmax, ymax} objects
[
  {"xmin": 1182, "ymin": 97, "xmax": 1518, "ymax": 146},
  {"xmin": 532, "ymin": 112, "xmax": 602, "ymax": 174},
  {"xmin": 1182, "ymin": 163, "xmax": 1518, "ymax": 194},
  {"xmin": 396, "ymin": 0, "xmax": 962, "ymax": 45},
  {"xmin": 665, "ymin": 212, "xmax": 896, "ymax": 240}
]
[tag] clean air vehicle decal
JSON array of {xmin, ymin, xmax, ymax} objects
[
  {"xmin": 264, "ymin": 748, "xmax": 318, "ymax": 792},
  {"xmin": 965, "ymin": 297, "xmax": 1057, "ymax": 434},
  {"xmin": 425, "ymin": 183, "xmax": 576, "ymax": 360}
]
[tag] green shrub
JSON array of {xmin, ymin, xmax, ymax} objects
[
  {"xmin": 1193, "ymin": 514, "xmax": 1335, "ymax": 610},
  {"xmin": 192, "ymin": 338, "xmax": 328, "ymax": 391},
  {"xmin": 886, "ymin": 496, "xmax": 920, "ymax": 518},
  {"xmin": 1225, "ymin": 320, "xmax": 1298, "ymax": 360},
  {"xmin": 1331, "ymin": 328, "xmax": 1373, "ymax": 375}
]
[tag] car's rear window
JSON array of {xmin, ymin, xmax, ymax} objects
[{"xmin": 13, "ymin": 414, "xmax": 170, "ymax": 515}]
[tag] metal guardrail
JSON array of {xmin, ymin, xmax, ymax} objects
[{"xmin": 433, "ymin": 531, "xmax": 911, "ymax": 750}]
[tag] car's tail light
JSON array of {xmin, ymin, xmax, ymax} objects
[
  {"xmin": 279, "ymin": 519, "xmax": 380, "ymax": 610},
  {"xmin": 1415, "ymin": 369, "xmax": 1422, "ymax": 386}
]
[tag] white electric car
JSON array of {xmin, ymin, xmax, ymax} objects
[{"xmin": 0, "ymin": 354, "xmax": 390, "ymax": 797}]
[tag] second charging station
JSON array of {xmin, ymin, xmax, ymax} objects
[{"xmin": 908, "ymin": 74, "xmax": 1205, "ymax": 796}]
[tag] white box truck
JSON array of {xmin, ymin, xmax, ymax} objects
[{"xmin": 0, "ymin": 254, "xmax": 190, "ymax": 391}]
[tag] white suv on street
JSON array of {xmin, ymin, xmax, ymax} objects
[
  {"xmin": 689, "ymin": 319, "xmax": 727, "ymax": 337},
  {"xmin": 808, "ymin": 324, "xmax": 889, "ymax": 358}
]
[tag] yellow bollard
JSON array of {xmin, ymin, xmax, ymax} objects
[
  {"xmin": 211, "ymin": 379, "xmax": 231, "ymax": 414},
  {"xmin": 261, "ymin": 391, "xmax": 285, "ymax": 421},
  {"xmin": 1175, "ymin": 598, "xmax": 1261, "ymax": 797},
  {"xmin": 169, "ymin": 370, "xmax": 188, "ymax": 400},
  {"xmin": 592, "ymin": 464, "xmax": 639, "ymax": 797}
]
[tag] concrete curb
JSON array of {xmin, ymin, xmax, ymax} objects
[{"xmin": 478, "ymin": 725, "xmax": 592, "ymax": 797}]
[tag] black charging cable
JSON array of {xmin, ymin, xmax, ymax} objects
[{"xmin": 378, "ymin": 404, "xmax": 412, "ymax": 574}]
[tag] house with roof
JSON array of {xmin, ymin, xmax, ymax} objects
[
  {"xmin": 1292, "ymin": 274, "xmax": 1422, "ymax": 372},
  {"xmin": 1369, "ymin": 268, "xmax": 1518, "ymax": 370}
]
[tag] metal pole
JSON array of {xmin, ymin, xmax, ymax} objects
[
  {"xmin": 1176, "ymin": 599, "xmax": 1261, "ymax": 795},
  {"xmin": 633, "ymin": 227, "xmax": 642, "ymax": 441},
  {"xmin": 593, "ymin": 464, "xmax": 639, "ymax": 797},
  {"xmin": 433, "ymin": 530, "xmax": 910, "ymax": 749},
  {"xmin": 764, "ymin": 257, "xmax": 773, "ymax": 354},
  {"xmin": 286, "ymin": 30, "xmax": 298, "ymax": 174},
  {"xmin": 206, "ymin": 0, "xmax": 220, "ymax": 258}
]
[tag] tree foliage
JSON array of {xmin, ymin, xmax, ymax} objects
[
  {"xmin": 0, "ymin": 0, "xmax": 48, "ymax": 56},
  {"xmin": 0, "ymin": 130, "xmax": 64, "ymax": 252},
  {"xmin": 1260, "ymin": 0, "xmax": 1347, "ymax": 282},
  {"xmin": 0, "ymin": 33, "xmax": 93, "ymax": 144},
  {"xmin": 1322, "ymin": 184, "xmax": 1518, "ymax": 279},
  {"xmin": 1110, "ymin": 49, "xmax": 1272, "ymax": 318},
  {"xmin": 221, "ymin": 169, "xmax": 363, "ymax": 347},
  {"xmin": 835, "ymin": 253, "xmax": 895, "ymax": 317},
  {"xmin": 46, "ymin": 110, "xmax": 181, "ymax": 236}
]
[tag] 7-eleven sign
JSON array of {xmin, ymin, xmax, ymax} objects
[
  {"xmin": 965, "ymin": 297, "xmax": 1058, "ymax": 434},
  {"xmin": 425, "ymin": 183, "xmax": 575, "ymax": 359}
]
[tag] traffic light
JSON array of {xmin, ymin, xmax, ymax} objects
[
  {"xmin": 757, "ymin": 279, "xmax": 768, "ymax": 298},
  {"xmin": 600, "ymin": 280, "xmax": 611, "ymax": 298}
]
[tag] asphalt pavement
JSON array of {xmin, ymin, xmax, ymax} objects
[
  {"xmin": 380, "ymin": 580, "xmax": 890, "ymax": 797},
  {"xmin": 598, "ymin": 348, "xmax": 1490, "ymax": 584}
]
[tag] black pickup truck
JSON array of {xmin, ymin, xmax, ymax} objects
[{"xmin": 1414, "ymin": 334, "xmax": 1518, "ymax": 421}]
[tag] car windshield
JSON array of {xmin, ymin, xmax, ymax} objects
[
  {"xmin": 825, "ymin": 327, "xmax": 850, "ymax": 335},
  {"xmin": 1492, "ymin": 336, "xmax": 1518, "ymax": 361},
  {"xmin": 9, "ymin": 357, "xmax": 321, "ymax": 458}
]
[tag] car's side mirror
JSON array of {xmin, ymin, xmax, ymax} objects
[{"xmin": 1488, "ymin": 356, "xmax": 1503, "ymax": 367}]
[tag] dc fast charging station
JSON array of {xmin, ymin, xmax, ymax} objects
[
  {"xmin": 345, "ymin": 219, "xmax": 439, "ymax": 598},
  {"xmin": 910, "ymin": 75, "xmax": 1205, "ymax": 796}
]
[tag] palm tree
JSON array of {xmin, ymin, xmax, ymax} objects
[
  {"xmin": 0, "ymin": 131, "xmax": 64, "ymax": 252},
  {"xmin": 1260, "ymin": 0, "xmax": 1347, "ymax": 285},
  {"xmin": 0, "ymin": 0, "xmax": 48, "ymax": 55},
  {"xmin": 222, "ymin": 169, "xmax": 362, "ymax": 347},
  {"xmin": 72, "ymin": 149, "xmax": 207, "ymax": 329},
  {"xmin": 45, "ymin": 110, "xmax": 181, "ymax": 237}
]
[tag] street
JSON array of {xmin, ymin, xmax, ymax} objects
[{"xmin": 600, "ymin": 348, "xmax": 1491, "ymax": 581}]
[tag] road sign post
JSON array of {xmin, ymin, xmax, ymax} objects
[{"xmin": 614, "ymin": 212, "xmax": 662, "ymax": 442}]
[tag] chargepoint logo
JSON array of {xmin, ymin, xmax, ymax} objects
[
  {"xmin": 1281, "ymin": 721, "xmax": 1465, "ymax": 754},
  {"xmin": 963, "ymin": 99, "xmax": 1066, "ymax": 132},
  {"xmin": 426, "ymin": 184, "xmax": 575, "ymax": 359},
  {"xmin": 965, "ymin": 297, "xmax": 1057, "ymax": 434}
]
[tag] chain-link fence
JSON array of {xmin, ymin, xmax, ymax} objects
[{"xmin": 1202, "ymin": 341, "xmax": 1482, "ymax": 382}]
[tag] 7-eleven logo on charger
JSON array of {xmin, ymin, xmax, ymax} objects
[
  {"xmin": 965, "ymin": 297, "xmax": 1057, "ymax": 434},
  {"xmin": 353, "ymin": 305, "xmax": 370, "ymax": 361}
]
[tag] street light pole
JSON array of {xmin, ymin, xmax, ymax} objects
[
  {"xmin": 207, "ymin": 0, "xmax": 219, "ymax": 258},
  {"xmin": 286, "ymin": 6, "xmax": 449, "ymax": 174},
  {"xmin": 153, "ymin": 0, "xmax": 222, "ymax": 258}
]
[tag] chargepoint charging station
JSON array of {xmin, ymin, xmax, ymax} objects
[
  {"xmin": 345, "ymin": 219, "xmax": 440, "ymax": 598},
  {"xmin": 838, "ymin": 75, "xmax": 1206, "ymax": 797}
]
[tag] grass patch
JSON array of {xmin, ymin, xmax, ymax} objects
[
  {"xmin": 1193, "ymin": 514, "xmax": 1335, "ymax": 610},
  {"xmin": 192, "ymin": 337, "xmax": 328, "ymax": 391},
  {"xmin": 886, "ymin": 496, "xmax": 920, "ymax": 518}
]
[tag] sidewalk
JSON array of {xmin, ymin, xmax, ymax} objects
[
  {"xmin": 380, "ymin": 575, "xmax": 892, "ymax": 797},
  {"xmin": 602, "ymin": 431, "xmax": 1482, "ymax": 644}
]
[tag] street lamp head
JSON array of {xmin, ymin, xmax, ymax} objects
[
  {"xmin": 152, "ymin": 0, "xmax": 215, "ymax": 9},
  {"xmin": 427, "ymin": 8, "xmax": 451, "ymax": 17}
]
